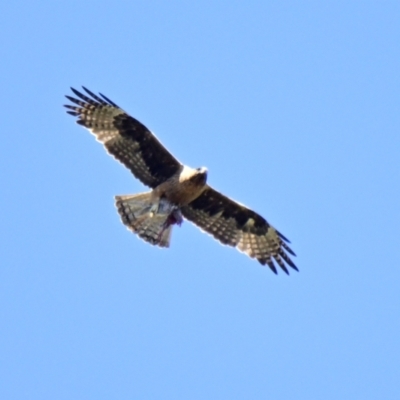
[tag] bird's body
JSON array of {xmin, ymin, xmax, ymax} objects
[
  {"xmin": 65, "ymin": 87, "xmax": 297, "ymax": 274},
  {"xmin": 152, "ymin": 165, "xmax": 208, "ymax": 206}
]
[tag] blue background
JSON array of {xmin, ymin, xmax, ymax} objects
[{"xmin": 1, "ymin": 1, "xmax": 399, "ymax": 399}]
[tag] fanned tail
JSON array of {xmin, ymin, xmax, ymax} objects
[{"xmin": 115, "ymin": 192, "xmax": 182, "ymax": 248}]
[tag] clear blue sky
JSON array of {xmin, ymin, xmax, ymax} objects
[{"xmin": 1, "ymin": 1, "xmax": 399, "ymax": 399}]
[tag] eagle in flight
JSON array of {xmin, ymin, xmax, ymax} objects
[{"xmin": 64, "ymin": 87, "xmax": 297, "ymax": 274}]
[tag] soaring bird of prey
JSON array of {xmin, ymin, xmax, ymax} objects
[{"xmin": 64, "ymin": 87, "xmax": 297, "ymax": 274}]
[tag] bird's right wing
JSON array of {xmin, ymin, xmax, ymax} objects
[{"xmin": 64, "ymin": 87, "xmax": 181, "ymax": 188}]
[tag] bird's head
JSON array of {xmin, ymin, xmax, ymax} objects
[{"xmin": 192, "ymin": 166, "xmax": 208, "ymax": 185}]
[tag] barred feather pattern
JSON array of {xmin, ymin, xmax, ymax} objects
[
  {"xmin": 65, "ymin": 87, "xmax": 181, "ymax": 188},
  {"xmin": 115, "ymin": 194, "xmax": 182, "ymax": 248},
  {"xmin": 182, "ymin": 187, "xmax": 297, "ymax": 274}
]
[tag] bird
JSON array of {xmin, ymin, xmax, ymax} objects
[{"xmin": 64, "ymin": 87, "xmax": 297, "ymax": 274}]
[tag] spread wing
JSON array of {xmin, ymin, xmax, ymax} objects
[
  {"xmin": 181, "ymin": 186, "xmax": 297, "ymax": 274},
  {"xmin": 64, "ymin": 87, "xmax": 181, "ymax": 188}
]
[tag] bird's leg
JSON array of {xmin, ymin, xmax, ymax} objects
[
  {"xmin": 169, "ymin": 209, "xmax": 183, "ymax": 226},
  {"xmin": 155, "ymin": 208, "xmax": 183, "ymax": 244}
]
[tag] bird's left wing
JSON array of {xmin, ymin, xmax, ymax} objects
[
  {"xmin": 181, "ymin": 186, "xmax": 297, "ymax": 274},
  {"xmin": 64, "ymin": 87, "xmax": 181, "ymax": 188}
]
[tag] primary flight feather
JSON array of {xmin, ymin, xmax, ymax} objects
[{"xmin": 64, "ymin": 87, "xmax": 297, "ymax": 274}]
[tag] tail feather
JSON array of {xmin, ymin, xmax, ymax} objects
[{"xmin": 115, "ymin": 192, "xmax": 181, "ymax": 248}]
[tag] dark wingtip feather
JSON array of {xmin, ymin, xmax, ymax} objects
[
  {"xmin": 82, "ymin": 86, "xmax": 108, "ymax": 105},
  {"xmin": 276, "ymin": 229, "xmax": 291, "ymax": 243},
  {"xmin": 281, "ymin": 241, "xmax": 296, "ymax": 257},
  {"xmin": 278, "ymin": 261, "xmax": 290, "ymax": 275},
  {"xmin": 284, "ymin": 255, "xmax": 299, "ymax": 272},
  {"xmin": 81, "ymin": 86, "xmax": 94, "ymax": 95},
  {"xmin": 266, "ymin": 261, "xmax": 278, "ymax": 274},
  {"xmin": 99, "ymin": 92, "xmax": 119, "ymax": 107},
  {"xmin": 289, "ymin": 260, "xmax": 299, "ymax": 272},
  {"xmin": 70, "ymin": 87, "xmax": 82, "ymax": 97},
  {"xmin": 65, "ymin": 95, "xmax": 76, "ymax": 102}
]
